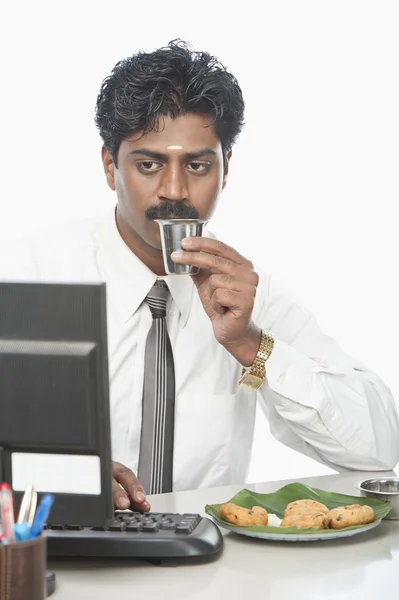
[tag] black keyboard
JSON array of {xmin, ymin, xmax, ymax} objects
[{"xmin": 45, "ymin": 511, "xmax": 223, "ymax": 561}]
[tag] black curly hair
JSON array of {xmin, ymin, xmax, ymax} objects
[{"xmin": 95, "ymin": 39, "xmax": 245, "ymax": 166}]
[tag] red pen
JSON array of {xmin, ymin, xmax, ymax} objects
[{"xmin": 0, "ymin": 483, "xmax": 16, "ymax": 543}]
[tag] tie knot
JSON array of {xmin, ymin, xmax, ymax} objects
[{"xmin": 146, "ymin": 280, "xmax": 169, "ymax": 319}]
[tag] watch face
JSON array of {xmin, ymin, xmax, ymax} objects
[{"xmin": 240, "ymin": 373, "xmax": 263, "ymax": 391}]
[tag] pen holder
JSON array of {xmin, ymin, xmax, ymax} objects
[{"xmin": 0, "ymin": 535, "xmax": 46, "ymax": 600}]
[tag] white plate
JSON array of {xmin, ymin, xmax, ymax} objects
[{"xmin": 216, "ymin": 518, "xmax": 382, "ymax": 542}]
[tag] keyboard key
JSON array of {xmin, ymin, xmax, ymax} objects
[
  {"xmin": 50, "ymin": 524, "xmax": 65, "ymax": 530},
  {"xmin": 92, "ymin": 526, "xmax": 106, "ymax": 531},
  {"xmin": 175, "ymin": 524, "xmax": 191, "ymax": 533},
  {"xmin": 109, "ymin": 523, "xmax": 125, "ymax": 532},
  {"xmin": 126, "ymin": 523, "xmax": 142, "ymax": 532},
  {"xmin": 125, "ymin": 518, "xmax": 139, "ymax": 525},
  {"xmin": 66, "ymin": 525, "xmax": 83, "ymax": 531},
  {"xmin": 142, "ymin": 523, "xmax": 159, "ymax": 532},
  {"xmin": 159, "ymin": 522, "xmax": 176, "ymax": 530}
]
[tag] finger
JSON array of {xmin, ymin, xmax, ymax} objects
[
  {"xmin": 211, "ymin": 288, "xmax": 255, "ymax": 316},
  {"xmin": 172, "ymin": 250, "xmax": 259, "ymax": 287},
  {"xmin": 208, "ymin": 277, "xmax": 257, "ymax": 315},
  {"xmin": 112, "ymin": 462, "xmax": 150, "ymax": 510},
  {"xmin": 172, "ymin": 249, "xmax": 242, "ymax": 275},
  {"xmin": 181, "ymin": 237, "xmax": 252, "ymax": 267},
  {"xmin": 132, "ymin": 498, "xmax": 151, "ymax": 513},
  {"xmin": 112, "ymin": 478, "xmax": 130, "ymax": 510},
  {"xmin": 112, "ymin": 478, "xmax": 151, "ymax": 512},
  {"xmin": 209, "ymin": 290, "xmax": 226, "ymax": 315},
  {"xmin": 208, "ymin": 274, "xmax": 258, "ymax": 293}
]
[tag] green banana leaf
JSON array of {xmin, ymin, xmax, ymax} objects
[{"xmin": 205, "ymin": 482, "xmax": 392, "ymax": 535}]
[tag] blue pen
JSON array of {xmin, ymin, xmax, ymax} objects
[
  {"xmin": 14, "ymin": 522, "xmax": 32, "ymax": 542},
  {"xmin": 30, "ymin": 494, "xmax": 55, "ymax": 538}
]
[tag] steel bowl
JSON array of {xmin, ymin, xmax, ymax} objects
[{"xmin": 357, "ymin": 477, "xmax": 399, "ymax": 520}]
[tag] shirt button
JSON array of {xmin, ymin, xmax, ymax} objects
[{"xmin": 170, "ymin": 310, "xmax": 176, "ymax": 316}]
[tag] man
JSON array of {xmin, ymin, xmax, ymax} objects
[{"xmin": 2, "ymin": 40, "xmax": 398, "ymax": 513}]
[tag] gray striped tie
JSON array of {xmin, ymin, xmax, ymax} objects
[{"xmin": 138, "ymin": 280, "xmax": 175, "ymax": 494}]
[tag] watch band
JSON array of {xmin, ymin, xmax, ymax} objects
[
  {"xmin": 239, "ymin": 329, "xmax": 274, "ymax": 389},
  {"xmin": 248, "ymin": 329, "xmax": 274, "ymax": 378}
]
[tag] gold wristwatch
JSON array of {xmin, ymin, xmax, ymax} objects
[{"xmin": 239, "ymin": 329, "xmax": 275, "ymax": 391}]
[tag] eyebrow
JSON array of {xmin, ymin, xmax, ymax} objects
[{"xmin": 128, "ymin": 148, "xmax": 218, "ymax": 161}]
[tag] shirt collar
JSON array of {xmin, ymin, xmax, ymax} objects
[{"xmin": 93, "ymin": 207, "xmax": 194, "ymax": 326}]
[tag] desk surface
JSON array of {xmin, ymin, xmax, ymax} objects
[{"xmin": 49, "ymin": 470, "xmax": 398, "ymax": 600}]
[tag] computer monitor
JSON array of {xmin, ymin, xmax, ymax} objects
[{"xmin": 0, "ymin": 281, "xmax": 114, "ymax": 526}]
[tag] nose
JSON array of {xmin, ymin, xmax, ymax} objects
[{"xmin": 157, "ymin": 164, "xmax": 188, "ymax": 202}]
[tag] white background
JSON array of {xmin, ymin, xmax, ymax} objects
[{"xmin": 1, "ymin": 0, "xmax": 398, "ymax": 483}]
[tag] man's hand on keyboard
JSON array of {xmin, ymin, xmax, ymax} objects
[{"xmin": 112, "ymin": 461, "xmax": 151, "ymax": 512}]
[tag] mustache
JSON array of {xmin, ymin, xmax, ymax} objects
[{"xmin": 145, "ymin": 202, "xmax": 200, "ymax": 220}]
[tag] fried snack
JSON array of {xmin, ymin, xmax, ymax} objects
[
  {"xmin": 219, "ymin": 503, "xmax": 268, "ymax": 526},
  {"xmin": 284, "ymin": 499, "xmax": 329, "ymax": 517},
  {"xmin": 328, "ymin": 504, "xmax": 375, "ymax": 530},
  {"xmin": 280, "ymin": 512, "xmax": 329, "ymax": 529}
]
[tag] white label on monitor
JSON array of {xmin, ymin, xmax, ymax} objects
[{"xmin": 11, "ymin": 453, "xmax": 101, "ymax": 495}]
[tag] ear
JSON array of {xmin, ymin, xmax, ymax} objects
[
  {"xmin": 222, "ymin": 151, "xmax": 232, "ymax": 190},
  {"xmin": 101, "ymin": 146, "xmax": 116, "ymax": 191}
]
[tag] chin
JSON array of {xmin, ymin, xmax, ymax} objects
[{"xmin": 144, "ymin": 224, "xmax": 163, "ymax": 250}]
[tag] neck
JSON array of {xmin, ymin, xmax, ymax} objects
[{"xmin": 115, "ymin": 209, "xmax": 167, "ymax": 276}]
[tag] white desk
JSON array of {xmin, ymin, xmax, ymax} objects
[{"xmin": 49, "ymin": 470, "xmax": 398, "ymax": 600}]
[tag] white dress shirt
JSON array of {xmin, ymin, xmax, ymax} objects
[{"xmin": 1, "ymin": 208, "xmax": 398, "ymax": 491}]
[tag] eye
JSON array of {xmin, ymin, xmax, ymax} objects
[
  {"xmin": 137, "ymin": 161, "xmax": 162, "ymax": 172},
  {"xmin": 187, "ymin": 162, "xmax": 211, "ymax": 173}
]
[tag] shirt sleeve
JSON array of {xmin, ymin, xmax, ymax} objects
[{"xmin": 253, "ymin": 269, "xmax": 399, "ymax": 471}]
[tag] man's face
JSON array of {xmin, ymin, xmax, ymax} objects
[{"xmin": 102, "ymin": 113, "xmax": 230, "ymax": 250}]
